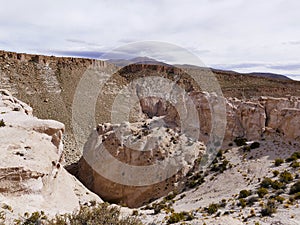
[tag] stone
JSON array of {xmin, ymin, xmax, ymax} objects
[
  {"xmin": 0, "ymin": 90, "xmax": 102, "ymax": 222},
  {"xmin": 78, "ymin": 118, "xmax": 206, "ymax": 208}
]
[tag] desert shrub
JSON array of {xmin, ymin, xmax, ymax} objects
[
  {"xmin": 290, "ymin": 161, "xmax": 300, "ymax": 168},
  {"xmin": 167, "ymin": 211, "xmax": 194, "ymax": 224},
  {"xmin": 187, "ymin": 175, "xmax": 205, "ymax": 188},
  {"xmin": 210, "ymin": 160, "xmax": 229, "ymax": 173},
  {"xmin": 274, "ymin": 196, "xmax": 285, "ymax": 203},
  {"xmin": 257, "ymin": 188, "xmax": 268, "ymax": 198},
  {"xmin": 164, "ymin": 191, "xmax": 177, "ymax": 201},
  {"xmin": 243, "ymin": 145, "xmax": 251, "ymax": 152},
  {"xmin": 206, "ymin": 203, "xmax": 219, "ymax": 215},
  {"xmin": 274, "ymin": 158, "xmax": 284, "ymax": 167},
  {"xmin": 294, "ymin": 192, "xmax": 300, "ymax": 200},
  {"xmin": 239, "ymin": 190, "xmax": 251, "ymax": 199},
  {"xmin": 234, "ymin": 137, "xmax": 248, "ymax": 146},
  {"xmin": 271, "ymin": 180, "xmax": 285, "ymax": 190},
  {"xmin": 260, "ymin": 178, "xmax": 273, "ymax": 188},
  {"xmin": 216, "ymin": 150, "xmax": 223, "ymax": 158},
  {"xmin": 290, "ymin": 181, "xmax": 300, "ymax": 194},
  {"xmin": 250, "ymin": 142, "xmax": 260, "ymax": 149},
  {"xmin": 47, "ymin": 203, "xmax": 143, "ymax": 225},
  {"xmin": 272, "ymin": 170, "xmax": 279, "ymax": 177},
  {"xmin": 219, "ymin": 199, "xmax": 227, "ymax": 208},
  {"xmin": 286, "ymin": 152, "xmax": 300, "ymax": 162},
  {"xmin": 247, "ymin": 196, "xmax": 259, "ymax": 206},
  {"xmin": 238, "ymin": 198, "xmax": 247, "ymax": 208},
  {"xmin": 0, "ymin": 119, "xmax": 5, "ymax": 127},
  {"xmin": 279, "ymin": 171, "xmax": 293, "ymax": 183},
  {"xmin": 260, "ymin": 200, "xmax": 277, "ymax": 217}
]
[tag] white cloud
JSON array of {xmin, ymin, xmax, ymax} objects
[{"xmin": 0, "ymin": 0, "xmax": 299, "ymax": 79}]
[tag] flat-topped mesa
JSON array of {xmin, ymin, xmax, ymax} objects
[{"xmin": 0, "ymin": 50, "xmax": 107, "ymax": 67}]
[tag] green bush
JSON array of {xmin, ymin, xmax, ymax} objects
[
  {"xmin": 279, "ymin": 171, "xmax": 293, "ymax": 183},
  {"xmin": 286, "ymin": 152, "xmax": 300, "ymax": 162},
  {"xmin": 274, "ymin": 158, "xmax": 284, "ymax": 167},
  {"xmin": 260, "ymin": 178, "xmax": 273, "ymax": 188},
  {"xmin": 238, "ymin": 198, "xmax": 247, "ymax": 208},
  {"xmin": 239, "ymin": 190, "xmax": 251, "ymax": 199},
  {"xmin": 0, "ymin": 119, "xmax": 5, "ymax": 127},
  {"xmin": 257, "ymin": 187, "xmax": 268, "ymax": 198},
  {"xmin": 275, "ymin": 195, "xmax": 285, "ymax": 203},
  {"xmin": 290, "ymin": 161, "xmax": 300, "ymax": 168},
  {"xmin": 206, "ymin": 203, "xmax": 219, "ymax": 215},
  {"xmin": 247, "ymin": 196, "xmax": 259, "ymax": 206},
  {"xmin": 234, "ymin": 137, "xmax": 248, "ymax": 146},
  {"xmin": 271, "ymin": 180, "xmax": 285, "ymax": 190},
  {"xmin": 272, "ymin": 170, "xmax": 279, "ymax": 177},
  {"xmin": 167, "ymin": 211, "xmax": 194, "ymax": 224},
  {"xmin": 290, "ymin": 181, "xmax": 300, "ymax": 194},
  {"xmin": 294, "ymin": 192, "xmax": 300, "ymax": 200},
  {"xmin": 46, "ymin": 203, "xmax": 143, "ymax": 225},
  {"xmin": 260, "ymin": 200, "xmax": 277, "ymax": 217}
]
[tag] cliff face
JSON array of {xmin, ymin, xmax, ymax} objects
[
  {"xmin": 0, "ymin": 90, "xmax": 102, "ymax": 223},
  {"xmin": 1, "ymin": 50, "xmax": 300, "ymax": 165},
  {"xmin": 0, "ymin": 50, "xmax": 112, "ymax": 164},
  {"xmin": 77, "ymin": 89, "xmax": 300, "ymax": 208}
]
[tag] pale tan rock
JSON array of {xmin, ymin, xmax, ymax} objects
[
  {"xmin": 0, "ymin": 90, "xmax": 102, "ymax": 222},
  {"xmin": 78, "ymin": 118, "xmax": 206, "ymax": 208}
]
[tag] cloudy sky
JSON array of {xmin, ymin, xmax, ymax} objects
[{"xmin": 1, "ymin": 0, "xmax": 300, "ymax": 80}]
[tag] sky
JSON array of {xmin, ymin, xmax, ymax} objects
[{"xmin": 0, "ymin": 0, "xmax": 300, "ymax": 80}]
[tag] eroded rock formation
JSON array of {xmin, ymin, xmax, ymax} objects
[
  {"xmin": 78, "ymin": 118, "xmax": 206, "ymax": 208},
  {"xmin": 77, "ymin": 91, "xmax": 300, "ymax": 208},
  {"xmin": 0, "ymin": 90, "xmax": 102, "ymax": 222}
]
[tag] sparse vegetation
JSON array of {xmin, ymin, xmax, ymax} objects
[
  {"xmin": 234, "ymin": 137, "xmax": 247, "ymax": 146},
  {"xmin": 260, "ymin": 178, "xmax": 273, "ymax": 188},
  {"xmin": 260, "ymin": 200, "xmax": 277, "ymax": 217},
  {"xmin": 238, "ymin": 198, "xmax": 247, "ymax": 208},
  {"xmin": 167, "ymin": 211, "xmax": 194, "ymax": 224},
  {"xmin": 290, "ymin": 181, "xmax": 300, "ymax": 194},
  {"xmin": 290, "ymin": 161, "xmax": 300, "ymax": 168},
  {"xmin": 14, "ymin": 203, "xmax": 143, "ymax": 225},
  {"xmin": 206, "ymin": 203, "xmax": 219, "ymax": 215},
  {"xmin": 250, "ymin": 142, "xmax": 260, "ymax": 149},
  {"xmin": 239, "ymin": 190, "xmax": 251, "ymax": 199},
  {"xmin": 274, "ymin": 158, "xmax": 284, "ymax": 167},
  {"xmin": 286, "ymin": 152, "xmax": 300, "ymax": 162},
  {"xmin": 0, "ymin": 119, "xmax": 5, "ymax": 127},
  {"xmin": 279, "ymin": 171, "xmax": 293, "ymax": 183},
  {"xmin": 272, "ymin": 170, "xmax": 279, "ymax": 177},
  {"xmin": 271, "ymin": 180, "xmax": 285, "ymax": 190},
  {"xmin": 257, "ymin": 187, "xmax": 268, "ymax": 198}
]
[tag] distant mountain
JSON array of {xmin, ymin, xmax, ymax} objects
[
  {"xmin": 247, "ymin": 72, "xmax": 291, "ymax": 80},
  {"xmin": 107, "ymin": 56, "xmax": 168, "ymax": 67},
  {"xmin": 108, "ymin": 59, "xmax": 292, "ymax": 81}
]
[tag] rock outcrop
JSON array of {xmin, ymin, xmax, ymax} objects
[
  {"xmin": 137, "ymin": 92, "xmax": 300, "ymax": 142},
  {"xmin": 0, "ymin": 90, "xmax": 102, "ymax": 222},
  {"xmin": 77, "ymin": 89, "xmax": 300, "ymax": 208},
  {"xmin": 78, "ymin": 118, "xmax": 206, "ymax": 208}
]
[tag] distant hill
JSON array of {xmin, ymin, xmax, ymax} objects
[
  {"xmin": 107, "ymin": 56, "xmax": 168, "ymax": 67},
  {"xmin": 247, "ymin": 72, "xmax": 291, "ymax": 80}
]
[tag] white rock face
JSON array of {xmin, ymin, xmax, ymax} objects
[{"xmin": 0, "ymin": 90, "xmax": 102, "ymax": 222}]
